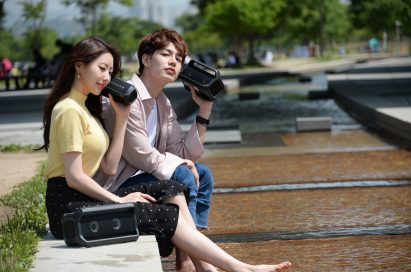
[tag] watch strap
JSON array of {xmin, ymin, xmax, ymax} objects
[{"xmin": 196, "ymin": 115, "xmax": 210, "ymax": 127}]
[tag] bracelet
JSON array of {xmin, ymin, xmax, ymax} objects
[{"xmin": 196, "ymin": 115, "xmax": 210, "ymax": 127}]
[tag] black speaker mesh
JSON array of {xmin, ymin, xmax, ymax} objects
[{"xmin": 80, "ymin": 210, "xmax": 136, "ymax": 240}]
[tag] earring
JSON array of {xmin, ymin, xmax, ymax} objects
[{"xmin": 77, "ymin": 73, "xmax": 80, "ymax": 79}]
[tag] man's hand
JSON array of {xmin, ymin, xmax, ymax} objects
[
  {"xmin": 183, "ymin": 159, "xmax": 200, "ymax": 188},
  {"xmin": 188, "ymin": 85, "xmax": 213, "ymax": 111}
]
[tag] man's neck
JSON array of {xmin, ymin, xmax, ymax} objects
[{"xmin": 139, "ymin": 73, "xmax": 163, "ymax": 99}]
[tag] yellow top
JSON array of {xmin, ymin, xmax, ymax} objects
[{"xmin": 45, "ymin": 89, "xmax": 109, "ymax": 179}]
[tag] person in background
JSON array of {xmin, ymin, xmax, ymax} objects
[
  {"xmin": 1, "ymin": 56, "xmax": 13, "ymax": 90},
  {"xmin": 24, "ymin": 48, "xmax": 47, "ymax": 89},
  {"xmin": 40, "ymin": 35, "xmax": 292, "ymax": 272},
  {"xmin": 94, "ymin": 28, "xmax": 215, "ymax": 271}
]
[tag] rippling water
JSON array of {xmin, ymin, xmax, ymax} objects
[
  {"xmin": 211, "ymin": 76, "xmax": 359, "ymax": 131},
  {"xmin": 170, "ymin": 75, "xmax": 411, "ymax": 272}
]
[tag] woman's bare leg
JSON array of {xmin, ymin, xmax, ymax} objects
[
  {"xmin": 173, "ymin": 213, "xmax": 291, "ymax": 272},
  {"xmin": 167, "ymin": 195, "xmax": 291, "ymax": 272},
  {"xmin": 166, "ymin": 194, "xmax": 217, "ymax": 272}
]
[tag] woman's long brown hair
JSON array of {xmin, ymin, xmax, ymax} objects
[{"xmin": 40, "ymin": 37, "xmax": 121, "ymax": 151}]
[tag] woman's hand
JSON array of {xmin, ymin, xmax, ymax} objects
[
  {"xmin": 183, "ymin": 159, "xmax": 200, "ymax": 188},
  {"xmin": 120, "ymin": 192, "xmax": 156, "ymax": 203},
  {"xmin": 108, "ymin": 93, "xmax": 131, "ymax": 120},
  {"xmin": 99, "ymin": 94, "xmax": 131, "ymax": 176}
]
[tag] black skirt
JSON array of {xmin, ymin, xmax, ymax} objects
[{"xmin": 46, "ymin": 177, "xmax": 186, "ymax": 257}]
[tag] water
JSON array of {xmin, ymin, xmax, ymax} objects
[
  {"xmin": 214, "ymin": 179, "xmax": 411, "ymax": 193},
  {"xmin": 165, "ymin": 75, "xmax": 411, "ymax": 272},
  {"xmin": 211, "ymin": 74, "xmax": 357, "ymax": 130}
]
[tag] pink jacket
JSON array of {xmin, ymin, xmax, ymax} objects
[{"xmin": 94, "ymin": 74, "xmax": 204, "ymax": 192}]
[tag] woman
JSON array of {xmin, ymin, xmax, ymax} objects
[{"xmin": 41, "ymin": 36, "xmax": 291, "ymax": 272}]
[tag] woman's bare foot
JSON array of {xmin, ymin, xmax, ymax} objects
[
  {"xmin": 176, "ymin": 261, "xmax": 196, "ymax": 272},
  {"xmin": 176, "ymin": 249, "xmax": 196, "ymax": 272},
  {"xmin": 250, "ymin": 261, "xmax": 292, "ymax": 272}
]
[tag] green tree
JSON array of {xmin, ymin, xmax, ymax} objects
[
  {"xmin": 182, "ymin": 26, "xmax": 223, "ymax": 55},
  {"xmin": 204, "ymin": 0, "xmax": 284, "ymax": 64},
  {"xmin": 190, "ymin": 0, "xmax": 216, "ymax": 15},
  {"xmin": 0, "ymin": 0, "xmax": 6, "ymax": 29},
  {"xmin": 61, "ymin": 0, "xmax": 133, "ymax": 35},
  {"xmin": 175, "ymin": 12, "xmax": 202, "ymax": 33},
  {"xmin": 23, "ymin": 26, "xmax": 59, "ymax": 60},
  {"xmin": 175, "ymin": 11, "xmax": 223, "ymax": 54},
  {"xmin": 95, "ymin": 15, "xmax": 162, "ymax": 56},
  {"xmin": 350, "ymin": 0, "xmax": 411, "ymax": 38},
  {"xmin": 277, "ymin": 0, "xmax": 350, "ymax": 56},
  {"xmin": 18, "ymin": 0, "xmax": 47, "ymax": 49},
  {"xmin": 0, "ymin": 30, "xmax": 24, "ymax": 60}
]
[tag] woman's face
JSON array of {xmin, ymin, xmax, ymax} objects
[
  {"xmin": 76, "ymin": 52, "xmax": 113, "ymax": 96},
  {"xmin": 143, "ymin": 42, "xmax": 183, "ymax": 85}
]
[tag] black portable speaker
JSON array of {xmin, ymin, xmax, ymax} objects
[
  {"xmin": 179, "ymin": 59, "xmax": 225, "ymax": 101},
  {"xmin": 101, "ymin": 77, "xmax": 138, "ymax": 105},
  {"xmin": 62, "ymin": 203, "xmax": 139, "ymax": 247}
]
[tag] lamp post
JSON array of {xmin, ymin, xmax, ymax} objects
[{"xmin": 395, "ymin": 20, "xmax": 401, "ymax": 54}]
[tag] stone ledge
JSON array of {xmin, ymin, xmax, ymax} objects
[
  {"xmin": 295, "ymin": 117, "xmax": 332, "ymax": 132},
  {"xmin": 30, "ymin": 233, "xmax": 162, "ymax": 272}
]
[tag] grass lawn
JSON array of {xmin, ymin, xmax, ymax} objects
[{"xmin": 0, "ymin": 145, "xmax": 48, "ymax": 272}]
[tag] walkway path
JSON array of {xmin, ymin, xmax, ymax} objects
[{"xmin": 0, "ymin": 152, "xmax": 46, "ymax": 224}]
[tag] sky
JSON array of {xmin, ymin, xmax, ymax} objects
[{"xmin": 4, "ymin": 0, "xmax": 192, "ymax": 36}]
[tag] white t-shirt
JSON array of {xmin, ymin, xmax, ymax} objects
[
  {"xmin": 132, "ymin": 101, "xmax": 157, "ymax": 177},
  {"xmin": 146, "ymin": 100, "xmax": 157, "ymax": 147}
]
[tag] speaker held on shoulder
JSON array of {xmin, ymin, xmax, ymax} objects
[
  {"xmin": 179, "ymin": 59, "xmax": 225, "ymax": 101},
  {"xmin": 62, "ymin": 203, "xmax": 139, "ymax": 247},
  {"xmin": 101, "ymin": 77, "xmax": 138, "ymax": 106}
]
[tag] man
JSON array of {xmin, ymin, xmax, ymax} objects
[{"xmin": 94, "ymin": 28, "xmax": 215, "ymax": 271}]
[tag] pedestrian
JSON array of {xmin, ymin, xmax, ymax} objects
[
  {"xmin": 24, "ymin": 48, "xmax": 47, "ymax": 89},
  {"xmin": 94, "ymin": 28, "xmax": 215, "ymax": 270},
  {"xmin": 1, "ymin": 56, "xmax": 13, "ymax": 90},
  {"xmin": 40, "ymin": 36, "xmax": 292, "ymax": 272}
]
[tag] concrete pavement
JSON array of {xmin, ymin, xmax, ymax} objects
[{"xmin": 328, "ymin": 56, "xmax": 411, "ymax": 146}]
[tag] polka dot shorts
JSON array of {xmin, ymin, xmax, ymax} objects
[{"xmin": 46, "ymin": 177, "xmax": 186, "ymax": 256}]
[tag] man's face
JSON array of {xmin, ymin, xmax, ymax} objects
[{"xmin": 143, "ymin": 42, "xmax": 183, "ymax": 84}]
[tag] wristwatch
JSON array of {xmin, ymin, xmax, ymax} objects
[{"xmin": 196, "ymin": 115, "xmax": 210, "ymax": 127}]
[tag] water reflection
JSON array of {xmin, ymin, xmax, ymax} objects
[
  {"xmin": 214, "ymin": 179, "xmax": 411, "ymax": 193},
  {"xmin": 218, "ymin": 235, "xmax": 411, "ymax": 272},
  {"xmin": 208, "ymin": 224, "xmax": 411, "ymax": 243},
  {"xmin": 211, "ymin": 74, "xmax": 358, "ymax": 132}
]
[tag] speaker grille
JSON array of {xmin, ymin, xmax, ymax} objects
[
  {"xmin": 80, "ymin": 210, "xmax": 136, "ymax": 240},
  {"xmin": 62, "ymin": 203, "xmax": 139, "ymax": 247}
]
